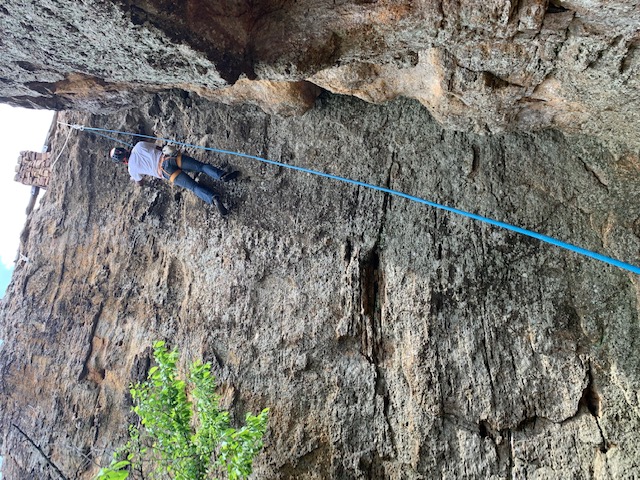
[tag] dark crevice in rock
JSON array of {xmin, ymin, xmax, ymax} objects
[
  {"xmin": 359, "ymin": 158, "xmax": 390, "ymax": 363},
  {"xmin": 130, "ymin": 350, "xmax": 152, "ymax": 386},
  {"xmin": 580, "ymin": 158, "xmax": 609, "ymax": 191},
  {"xmin": 468, "ymin": 144, "xmax": 480, "ymax": 179},
  {"xmin": 580, "ymin": 361, "xmax": 611, "ymax": 453},
  {"xmin": 358, "ymin": 168, "xmax": 397, "ymax": 461},
  {"xmin": 280, "ymin": 444, "xmax": 330, "ymax": 478},
  {"xmin": 514, "ymin": 416, "xmax": 541, "ymax": 431},
  {"xmin": 17, "ymin": 61, "xmax": 39, "ymax": 72},
  {"xmin": 360, "ymin": 246, "xmax": 381, "ymax": 362},
  {"xmin": 547, "ymin": 1, "xmax": 570, "ymax": 14},
  {"xmin": 358, "ymin": 450, "xmax": 388, "ymax": 479},
  {"xmin": 446, "ymin": 414, "xmax": 516, "ymax": 476},
  {"xmin": 359, "ymin": 210, "xmax": 395, "ymax": 460},
  {"xmin": 621, "ymin": 44, "xmax": 640, "ymax": 75},
  {"xmin": 581, "ymin": 377, "xmax": 601, "ymax": 418},
  {"xmin": 117, "ymin": 0, "xmax": 255, "ymax": 83},
  {"xmin": 129, "ymin": 4, "xmax": 148, "ymax": 25},
  {"xmin": 25, "ymin": 81, "xmax": 56, "ymax": 96},
  {"xmin": 77, "ymin": 304, "xmax": 104, "ymax": 382},
  {"xmin": 0, "ymin": 357, "xmax": 14, "ymax": 396},
  {"xmin": 479, "ymin": 420, "xmax": 491, "ymax": 438},
  {"xmin": 483, "ymin": 71, "xmax": 517, "ymax": 90},
  {"xmin": 343, "ymin": 239, "xmax": 352, "ymax": 263}
]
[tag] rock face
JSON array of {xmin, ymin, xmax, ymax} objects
[
  {"xmin": 2, "ymin": 0, "xmax": 640, "ymax": 478},
  {"xmin": 2, "ymin": 0, "xmax": 640, "ymax": 150},
  {"xmin": 1, "ymin": 91, "xmax": 639, "ymax": 478}
]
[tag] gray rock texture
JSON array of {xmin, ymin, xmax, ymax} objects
[
  {"xmin": 1, "ymin": 0, "xmax": 640, "ymax": 150},
  {"xmin": 1, "ymin": 92, "xmax": 639, "ymax": 478}
]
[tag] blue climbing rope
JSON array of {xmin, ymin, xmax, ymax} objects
[
  {"xmin": 59, "ymin": 122, "xmax": 640, "ymax": 275},
  {"xmin": 91, "ymin": 130, "xmax": 134, "ymax": 148}
]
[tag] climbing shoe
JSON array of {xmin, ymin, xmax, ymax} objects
[
  {"xmin": 220, "ymin": 170, "xmax": 240, "ymax": 182},
  {"xmin": 212, "ymin": 196, "xmax": 229, "ymax": 216}
]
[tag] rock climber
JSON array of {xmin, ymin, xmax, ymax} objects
[{"xmin": 109, "ymin": 142, "xmax": 239, "ymax": 215}]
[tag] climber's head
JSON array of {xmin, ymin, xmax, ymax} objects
[{"xmin": 109, "ymin": 147, "xmax": 129, "ymax": 164}]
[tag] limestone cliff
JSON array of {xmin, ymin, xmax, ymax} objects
[
  {"xmin": 1, "ymin": 91, "xmax": 639, "ymax": 478},
  {"xmin": 2, "ymin": 0, "xmax": 640, "ymax": 478},
  {"xmin": 2, "ymin": 0, "xmax": 640, "ymax": 150}
]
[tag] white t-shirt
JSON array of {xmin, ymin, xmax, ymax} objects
[{"xmin": 128, "ymin": 142, "xmax": 162, "ymax": 181}]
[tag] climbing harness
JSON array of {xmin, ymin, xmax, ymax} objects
[
  {"xmin": 159, "ymin": 152, "xmax": 183, "ymax": 184},
  {"xmin": 58, "ymin": 122, "xmax": 640, "ymax": 275}
]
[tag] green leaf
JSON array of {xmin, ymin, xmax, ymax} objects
[{"xmin": 97, "ymin": 341, "xmax": 269, "ymax": 480}]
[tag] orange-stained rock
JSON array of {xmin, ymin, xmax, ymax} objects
[
  {"xmin": 0, "ymin": 0, "xmax": 639, "ymax": 150},
  {"xmin": 203, "ymin": 79, "xmax": 322, "ymax": 116}
]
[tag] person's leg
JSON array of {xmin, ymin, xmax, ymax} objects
[
  {"xmin": 162, "ymin": 161, "xmax": 228, "ymax": 214},
  {"xmin": 177, "ymin": 154, "xmax": 240, "ymax": 182},
  {"xmin": 178, "ymin": 155, "xmax": 225, "ymax": 180},
  {"xmin": 172, "ymin": 171, "xmax": 215, "ymax": 203}
]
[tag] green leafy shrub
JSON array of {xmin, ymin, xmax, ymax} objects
[{"xmin": 96, "ymin": 341, "xmax": 269, "ymax": 480}]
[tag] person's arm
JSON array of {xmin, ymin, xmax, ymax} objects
[{"xmin": 129, "ymin": 168, "xmax": 144, "ymax": 186}]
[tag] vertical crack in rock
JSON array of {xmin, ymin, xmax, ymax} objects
[
  {"xmin": 343, "ymin": 239, "xmax": 353, "ymax": 264},
  {"xmin": 360, "ymin": 246, "xmax": 381, "ymax": 363},
  {"xmin": 580, "ymin": 360, "xmax": 609, "ymax": 453},
  {"xmin": 508, "ymin": 429, "xmax": 515, "ymax": 480},
  {"xmin": 479, "ymin": 301, "xmax": 497, "ymax": 410},
  {"xmin": 477, "ymin": 419, "xmax": 516, "ymax": 478},
  {"xmin": 77, "ymin": 304, "xmax": 104, "ymax": 382},
  {"xmin": 360, "ymin": 160, "xmax": 392, "ymax": 364},
  {"xmin": 468, "ymin": 144, "xmax": 480, "ymax": 179},
  {"xmin": 360, "ymin": 245, "xmax": 398, "ymax": 464},
  {"xmin": 360, "ymin": 157, "xmax": 392, "ymax": 363},
  {"xmin": 357, "ymin": 160, "xmax": 398, "ymax": 469},
  {"xmin": 49, "ymin": 257, "xmax": 69, "ymax": 316}
]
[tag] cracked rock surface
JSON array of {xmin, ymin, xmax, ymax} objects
[
  {"xmin": 1, "ymin": 0, "xmax": 640, "ymax": 150},
  {"xmin": 1, "ymin": 92, "xmax": 639, "ymax": 478}
]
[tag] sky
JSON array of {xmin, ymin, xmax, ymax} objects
[{"xmin": 0, "ymin": 105, "xmax": 55, "ymax": 299}]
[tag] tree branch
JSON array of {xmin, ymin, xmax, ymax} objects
[{"xmin": 12, "ymin": 423, "xmax": 69, "ymax": 480}]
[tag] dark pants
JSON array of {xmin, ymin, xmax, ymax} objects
[{"xmin": 161, "ymin": 155, "xmax": 224, "ymax": 204}]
